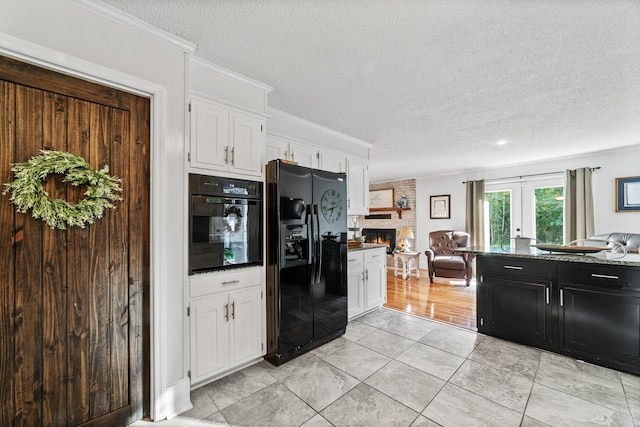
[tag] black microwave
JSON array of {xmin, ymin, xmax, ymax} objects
[{"xmin": 188, "ymin": 174, "xmax": 263, "ymax": 275}]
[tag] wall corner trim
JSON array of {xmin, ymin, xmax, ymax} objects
[{"xmin": 162, "ymin": 378, "xmax": 193, "ymax": 420}]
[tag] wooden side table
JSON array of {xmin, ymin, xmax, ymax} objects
[{"xmin": 393, "ymin": 251, "xmax": 420, "ymax": 279}]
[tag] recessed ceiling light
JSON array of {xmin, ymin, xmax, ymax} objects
[{"xmin": 496, "ymin": 140, "xmax": 508, "ymax": 146}]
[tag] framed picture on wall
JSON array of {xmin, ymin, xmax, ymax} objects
[
  {"xmin": 430, "ymin": 194, "xmax": 450, "ymax": 219},
  {"xmin": 616, "ymin": 176, "xmax": 640, "ymax": 212},
  {"xmin": 369, "ymin": 188, "xmax": 395, "ymax": 209}
]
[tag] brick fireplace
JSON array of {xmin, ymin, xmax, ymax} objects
[{"xmin": 362, "ymin": 228, "xmax": 396, "ymax": 254}]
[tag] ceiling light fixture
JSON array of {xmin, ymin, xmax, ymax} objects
[{"xmin": 496, "ymin": 140, "xmax": 508, "ymax": 146}]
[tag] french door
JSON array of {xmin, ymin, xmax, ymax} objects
[{"xmin": 485, "ymin": 177, "xmax": 564, "ymax": 248}]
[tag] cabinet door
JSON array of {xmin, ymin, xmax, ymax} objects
[
  {"xmin": 290, "ymin": 143, "xmax": 318, "ymax": 169},
  {"xmin": 484, "ymin": 274, "xmax": 551, "ymax": 348},
  {"xmin": 229, "ymin": 286, "xmax": 263, "ymax": 365},
  {"xmin": 347, "ymin": 158, "xmax": 369, "ymax": 215},
  {"xmin": 364, "ymin": 249, "xmax": 387, "ymax": 310},
  {"xmin": 347, "ymin": 258, "xmax": 365, "ymax": 319},
  {"xmin": 265, "ymin": 136, "xmax": 290, "ymax": 163},
  {"xmin": 318, "ymin": 151, "xmax": 345, "ymax": 173},
  {"xmin": 190, "ymin": 294, "xmax": 229, "ymax": 383},
  {"xmin": 559, "ymin": 284, "xmax": 640, "ymax": 369},
  {"xmin": 190, "ymin": 99, "xmax": 229, "ymax": 170},
  {"xmin": 365, "ymin": 263, "xmax": 387, "ymax": 310},
  {"xmin": 229, "ymin": 112, "xmax": 264, "ymax": 176}
]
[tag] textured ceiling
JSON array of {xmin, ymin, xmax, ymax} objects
[{"xmin": 99, "ymin": 0, "xmax": 640, "ymax": 182}]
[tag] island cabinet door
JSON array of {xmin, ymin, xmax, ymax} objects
[
  {"xmin": 483, "ymin": 274, "xmax": 553, "ymax": 348},
  {"xmin": 558, "ymin": 264, "xmax": 640, "ymax": 375},
  {"xmin": 476, "ymin": 256, "xmax": 555, "ymax": 349}
]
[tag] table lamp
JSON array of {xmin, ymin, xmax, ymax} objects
[{"xmin": 398, "ymin": 227, "xmax": 415, "ymax": 252}]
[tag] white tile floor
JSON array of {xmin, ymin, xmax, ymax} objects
[{"xmin": 133, "ymin": 308, "xmax": 640, "ymax": 427}]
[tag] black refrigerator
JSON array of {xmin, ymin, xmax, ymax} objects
[{"xmin": 265, "ymin": 160, "xmax": 348, "ymax": 365}]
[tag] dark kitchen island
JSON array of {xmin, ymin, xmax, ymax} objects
[{"xmin": 458, "ymin": 246, "xmax": 640, "ymax": 376}]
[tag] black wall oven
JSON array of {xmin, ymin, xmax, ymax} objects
[{"xmin": 189, "ymin": 173, "xmax": 263, "ymax": 274}]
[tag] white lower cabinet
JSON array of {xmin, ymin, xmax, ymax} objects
[
  {"xmin": 347, "ymin": 256, "xmax": 365, "ymax": 319},
  {"xmin": 189, "ymin": 269, "xmax": 264, "ymax": 385},
  {"xmin": 190, "ymin": 294, "xmax": 229, "ymax": 381},
  {"xmin": 348, "ymin": 247, "xmax": 387, "ymax": 320},
  {"xmin": 229, "ymin": 286, "xmax": 262, "ymax": 364}
]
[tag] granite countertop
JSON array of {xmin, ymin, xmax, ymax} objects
[
  {"xmin": 347, "ymin": 243, "xmax": 388, "ymax": 252},
  {"xmin": 455, "ymin": 246, "xmax": 640, "ymax": 267}
]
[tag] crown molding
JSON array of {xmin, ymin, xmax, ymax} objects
[
  {"xmin": 189, "ymin": 56, "xmax": 273, "ymax": 93},
  {"xmin": 267, "ymin": 107, "xmax": 372, "ymax": 148},
  {"xmin": 68, "ymin": 0, "xmax": 197, "ymax": 53},
  {"xmin": 190, "ymin": 92, "xmax": 270, "ymax": 120}
]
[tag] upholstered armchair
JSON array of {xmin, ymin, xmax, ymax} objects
[{"xmin": 425, "ymin": 230, "xmax": 474, "ymax": 286}]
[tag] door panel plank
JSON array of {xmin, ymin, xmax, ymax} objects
[
  {"xmin": 67, "ymin": 98, "xmax": 92, "ymax": 425},
  {"xmin": 109, "ymin": 108, "xmax": 129, "ymax": 412},
  {"xmin": 129, "ymin": 96, "xmax": 150, "ymax": 419},
  {"xmin": 14, "ymin": 85, "xmax": 45, "ymax": 425},
  {"xmin": 0, "ymin": 55, "xmax": 130, "ymax": 110},
  {"xmin": 88, "ymin": 104, "xmax": 112, "ymax": 419},
  {"xmin": 41, "ymin": 92, "xmax": 69, "ymax": 426},
  {"xmin": 0, "ymin": 80, "xmax": 16, "ymax": 427}
]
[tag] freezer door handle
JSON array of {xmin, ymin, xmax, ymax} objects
[
  {"xmin": 313, "ymin": 204, "xmax": 322, "ymax": 284},
  {"xmin": 307, "ymin": 205, "xmax": 316, "ymax": 279}
]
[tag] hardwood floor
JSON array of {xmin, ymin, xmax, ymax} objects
[{"xmin": 384, "ymin": 268, "xmax": 477, "ymax": 330}]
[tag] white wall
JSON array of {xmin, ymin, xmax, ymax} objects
[
  {"xmin": 1, "ymin": 0, "xmax": 193, "ymax": 419},
  {"xmin": 416, "ymin": 144, "xmax": 640, "ymax": 266}
]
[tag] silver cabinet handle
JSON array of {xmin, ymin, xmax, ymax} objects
[
  {"xmin": 365, "ymin": 269, "xmax": 369, "ymax": 281},
  {"xmin": 503, "ymin": 265, "xmax": 523, "ymax": 270},
  {"xmin": 372, "ymin": 255, "xmax": 380, "ymax": 258},
  {"xmin": 225, "ymin": 303, "xmax": 229, "ymax": 321},
  {"xmin": 546, "ymin": 287, "xmax": 550, "ymax": 304},
  {"xmin": 222, "ymin": 280, "xmax": 240, "ymax": 285},
  {"xmin": 559, "ymin": 289, "xmax": 564, "ymax": 307},
  {"xmin": 291, "ymin": 152, "xmax": 295, "ymax": 161},
  {"xmin": 348, "ymin": 258, "xmax": 357, "ymax": 262},
  {"xmin": 224, "ymin": 146, "xmax": 229, "ymax": 164},
  {"xmin": 231, "ymin": 301, "xmax": 235, "ymax": 319},
  {"xmin": 347, "ymin": 199, "xmax": 351, "ymax": 208},
  {"xmin": 231, "ymin": 147, "xmax": 235, "ymax": 165},
  {"xmin": 362, "ymin": 271, "xmax": 366, "ymax": 281},
  {"xmin": 591, "ymin": 273, "xmax": 619, "ymax": 280}
]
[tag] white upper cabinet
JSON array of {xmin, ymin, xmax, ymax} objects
[
  {"xmin": 347, "ymin": 158, "xmax": 369, "ymax": 215},
  {"xmin": 190, "ymin": 97, "xmax": 265, "ymax": 177},
  {"xmin": 229, "ymin": 112, "xmax": 264, "ymax": 175},
  {"xmin": 319, "ymin": 150, "xmax": 345, "ymax": 173},
  {"xmin": 265, "ymin": 136, "xmax": 347, "ymax": 174},
  {"xmin": 265, "ymin": 136, "xmax": 289, "ymax": 164},
  {"xmin": 190, "ymin": 100, "xmax": 229, "ymax": 170},
  {"xmin": 289, "ymin": 143, "xmax": 318, "ymax": 169}
]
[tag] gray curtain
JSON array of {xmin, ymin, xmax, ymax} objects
[
  {"xmin": 465, "ymin": 180, "xmax": 485, "ymax": 247},
  {"xmin": 564, "ymin": 168, "xmax": 594, "ymax": 243}
]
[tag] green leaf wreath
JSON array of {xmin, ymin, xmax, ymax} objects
[{"xmin": 3, "ymin": 150, "xmax": 123, "ymax": 229}]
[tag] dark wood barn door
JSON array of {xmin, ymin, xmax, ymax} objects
[{"xmin": 0, "ymin": 56, "xmax": 150, "ymax": 426}]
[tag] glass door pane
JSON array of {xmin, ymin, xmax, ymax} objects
[
  {"xmin": 534, "ymin": 186, "xmax": 563, "ymax": 244},
  {"xmin": 486, "ymin": 190, "xmax": 511, "ymax": 250}
]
